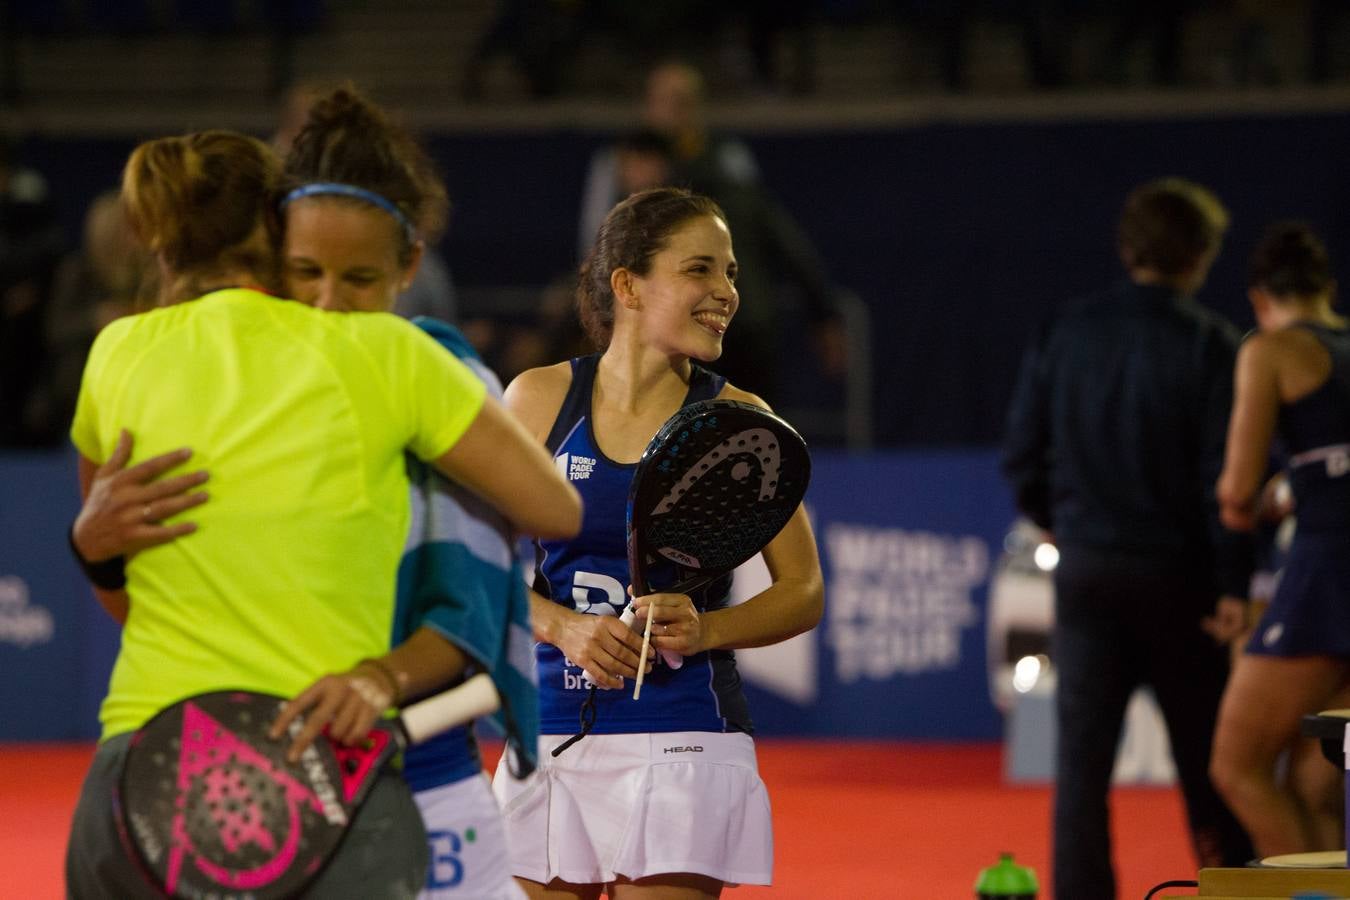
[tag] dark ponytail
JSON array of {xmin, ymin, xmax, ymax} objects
[
  {"xmin": 577, "ymin": 187, "xmax": 725, "ymax": 349},
  {"xmin": 283, "ymin": 85, "xmax": 448, "ymax": 265},
  {"xmin": 1249, "ymin": 221, "xmax": 1334, "ymax": 299}
]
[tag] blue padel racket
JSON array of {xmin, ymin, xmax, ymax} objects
[
  {"xmin": 556, "ymin": 399, "xmax": 810, "ymax": 750},
  {"xmin": 115, "ymin": 673, "xmax": 499, "ymax": 899}
]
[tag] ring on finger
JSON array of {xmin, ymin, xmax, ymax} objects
[{"xmin": 142, "ymin": 503, "xmax": 154, "ymax": 523}]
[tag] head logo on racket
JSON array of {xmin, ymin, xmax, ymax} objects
[
  {"xmin": 629, "ymin": 400, "xmax": 810, "ymax": 588},
  {"xmin": 652, "ymin": 426, "xmax": 785, "ymax": 515}
]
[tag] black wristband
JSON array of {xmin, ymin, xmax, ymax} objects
[{"xmin": 68, "ymin": 525, "xmax": 128, "ymax": 591}]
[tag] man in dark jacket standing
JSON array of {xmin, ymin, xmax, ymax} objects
[{"xmin": 1003, "ymin": 178, "xmax": 1255, "ymax": 898}]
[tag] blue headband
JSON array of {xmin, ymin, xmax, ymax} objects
[{"xmin": 280, "ymin": 182, "xmax": 416, "ymax": 241}]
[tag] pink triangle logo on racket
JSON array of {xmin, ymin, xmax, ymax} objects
[{"xmin": 164, "ymin": 699, "xmax": 338, "ymax": 893}]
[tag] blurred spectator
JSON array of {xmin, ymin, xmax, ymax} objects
[
  {"xmin": 461, "ymin": 0, "xmax": 589, "ymax": 101},
  {"xmin": 736, "ymin": 0, "xmax": 816, "ymax": 95},
  {"xmin": 1002, "ymin": 177, "xmax": 1254, "ymax": 897},
  {"xmin": 578, "ymin": 125, "xmax": 680, "ymax": 248},
  {"xmin": 581, "ymin": 62, "xmax": 843, "ymax": 399},
  {"xmin": 644, "ymin": 59, "xmax": 760, "ymax": 184},
  {"xmin": 1096, "ymin": 0, "xmax": 1190, "ymax": 87},
  {"xmin": 656, "ymin": 65, "xmax": 842, "ymax": 395},
  {"xmin": 703, "ymin": 177, "xmax": 844, "ymax": 398},
  {"xmin": 1231, "ymin": 0, "xmax": 1281, "ymax": 87},
  {"xmin": 0, "ymin": 137, "xmax": 63, "ymax": 448},
  {"xmin": 887, "ymin": 0, "xmax": 1067, "ymax": 91},
  {"xmin": 895, "ymin": 0, "xmax": 974, "ymax": 91},
  {"xmin": 466, "ymin": 127, "xmax": 670, "ymax": 383},
  {"xmin": 24, "ymin": 191, "xmax": 148, "ymax": 445},
  {"xmin": 1308, "ymin": 0, "xmax": 1349, "ymax": 84},
  {"xmin": 493, "ymin": 274, "xmax": 592, "ymax": 385},
  {"xmin": 578, "ymin": 60, "xmax": 758, "ymax": 260}
]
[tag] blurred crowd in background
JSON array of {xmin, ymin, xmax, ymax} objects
[
  {"xmin": 0, "ymin": 52, "xmax": 854, "ymax": 447},
  {"xmin": 4, "ymin": 1, "xmax": 1350, "ymax": 98},
  {"xmin": 458, "ymin": 0, "xmax": 1350, "ymax": 99},
  {"xmin": 2, "ymin": 0, "xmax": 1350, "ymax": 449}
]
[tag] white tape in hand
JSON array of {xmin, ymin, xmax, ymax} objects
[{"xmin": 620, "ymin": 602, "xmax": 684, "ymax": 671}]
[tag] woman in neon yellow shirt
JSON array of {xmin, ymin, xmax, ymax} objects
[{"xmin": 64, "ymin": 130, "xmax": 581, "ymax": 899}]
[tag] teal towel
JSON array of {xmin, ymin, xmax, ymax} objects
[{"xmin": 396, "ymin": 316, "xmax": 538, "ymax": 773}]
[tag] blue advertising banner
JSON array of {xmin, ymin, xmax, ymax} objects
[
  {"xmin": 738, "ymin": 449, "xmax": 1016, "ymax": 740},
  {"xmin": 0, "ymin": 451, "xmax": 119, "ymax": 740},
  {"xmin": 0, "ymin": 448, "xmax": 1017, "ymax": 742}
]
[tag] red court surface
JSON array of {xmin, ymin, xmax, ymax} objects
[{"xmin": 2, "ymin": 740, "xmax": 1196, "ymax": 899}]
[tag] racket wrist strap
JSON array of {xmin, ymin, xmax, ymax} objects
[
  {"xmin": 551, "ymin": 685, "xmax": 599, "ymax": 757},
  {"xmin": 68, "ymin": 524, "xmax": 127, "ymax": 590}
]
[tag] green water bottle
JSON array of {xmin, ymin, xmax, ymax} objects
[{"xmin": 975, "ymin": 852, "xmax": 1038, "ymax": 900}]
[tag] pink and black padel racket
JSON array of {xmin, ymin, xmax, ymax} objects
[{"xmin": 115, "ymin": 673, "xmax": 498, "ymax": 899}]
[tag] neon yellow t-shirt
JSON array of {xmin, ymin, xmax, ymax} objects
[{"xmin": 70, "ymin": 288, "xmax": 487, "ymax": 740}]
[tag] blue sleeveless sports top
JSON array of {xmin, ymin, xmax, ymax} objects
[
  {"xmin": 1281, "ymin": 322, "xmax": 1350, "ymax": 533},
  {"xmin": 534, "ymin": 354, "xmax": 753, "ymax": 735}
]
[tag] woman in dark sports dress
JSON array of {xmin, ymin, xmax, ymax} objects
[{"xmin": 1211, "ymin": 221, "xmax": 1350, "ymax": 856}]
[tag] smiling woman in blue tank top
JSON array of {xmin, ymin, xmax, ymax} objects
[
  {"xmin": 1210, "ymin": 222, "xmax": 1350, "ymax": 857},
  {"xmin": 491, "ymin": 187, "xmax": 824, "ymax": 899}
]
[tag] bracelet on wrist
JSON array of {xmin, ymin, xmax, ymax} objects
[
  {"xmin": 68, "ymin": 525, "xmax": 127, "ymax": 591},
  {"xmin": 347, "ymin": 676, "xmax": 392, "ymax": 711},
  {"xmin": 357, "ymin": 657, "xmax": 404, "ymax": 705}
]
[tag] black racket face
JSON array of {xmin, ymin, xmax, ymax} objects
[
  {"xmin": 627, "ymin": 399, "xmax": 811, "ymax": 594},
  {"xmin": 117, "ymin": 691, "xmax": 355, "ymax": 899}
]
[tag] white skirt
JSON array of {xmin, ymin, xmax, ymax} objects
[
  {"xmin": 491, "ymin": 732, "xmax": 773, "ymax": 886},
  {"xmin": 415, "ymin": 773, "xmax": 528, "ymax": 900}
]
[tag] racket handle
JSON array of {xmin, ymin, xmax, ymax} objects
[
  {"xmin": 400, "ymin": 673, "xmax": 500, "ymax": 745},
  {"xmin": 579, "ymin": 604, "xmax": 683, "ymax": 687},
  {"xmin": 620, "ymin": 603, "xmax": 682, "ymax": 671},
  {"xmin": 626, "ymin": 573, "xmax": 720, "ymax": 672},
  {"xmin": 633, "ymin": 605, "xmax": 655, "ymax": 700}
]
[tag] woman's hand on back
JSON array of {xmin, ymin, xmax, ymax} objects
[{"xmin": 75, "ymin": 429, "xmax": 210, "ymax": 562}]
